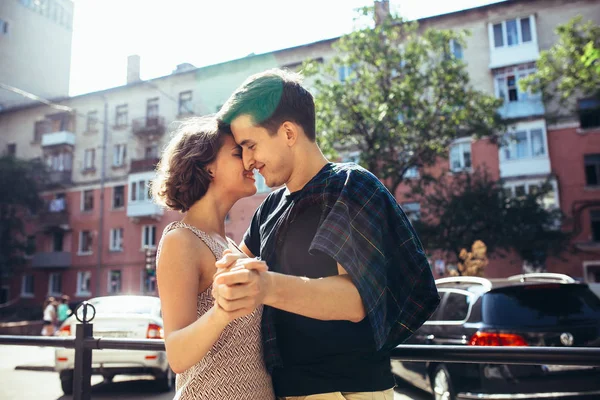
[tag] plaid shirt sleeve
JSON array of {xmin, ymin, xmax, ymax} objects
[{"xmin": 309, "ymin": 167, "xmax": 440, "ymax": 350}]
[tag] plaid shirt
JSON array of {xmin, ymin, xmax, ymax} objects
[{"xmin": 248, "ymin": 163, "xmax": 440, "ymax": 371}]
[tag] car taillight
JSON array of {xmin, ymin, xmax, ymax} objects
[
  {"xmin": 56, "ymin": 325, "xmax": 72, "ymax": 337},
  {"xmin": 469, "ymin": 331, "xmax": 528, "ymax": 346},
  {"xmin": 147, "ymin": 323, "xmax": 163, "ymax": 339}
]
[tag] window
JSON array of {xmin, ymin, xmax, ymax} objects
[
  {"xmin": 504, "ymin": 179, "xmax": 557, "ymax": 209},
  {"xmin": 130, "ymin": 180, "xmax": 150, "ymax": 202},
  {"xmin": 501, "ymin": 127, "xmax": 546, "ymax": 161},
  {"xmin": 115, "ymin": 104, "xmax": 128, "ymax": 127},
  {"xmin": 142, "ymin": 225, "xmax": 156, "ymax": 249},
  {"xmin": 142, "ymin": 270, "xmax": 157, "ymax": 294},
  {"xmin": 0, "ymin": 18, "xmax": 9, "ymax": 35},
  {"xmin": 441, "ymin": 292, "xmax": 470, "ymax": 321},
  {"xmin": 178, "ymin": 91, "xmax": 193, "ymax": 115},
  {"xmin": 79, "ymin": 231, "xmax": 93, "ymax": 254},
  {"xmin": 592, "ymin": 210, "xmax": 600, "ymax": 242},
  {"xmin": 6, "ymin": 143, "xmax": 16, "ymax": 157},
  {"xmin": 21, "ymin": 275, "xmax": 34, "ymax": 297},
  {"xmin": 578, "ymin": 97, "xmax": 600, "ymax": 129},
  {"xmin": 147, "ymin": 98, "xmax": 159, "ymax": 119},
  {"xmin": 84, "ymin": 148, "xmax": 95, "ymax": 170},
  {"xmin": 254, "ymin": 170, "xmax": 270, "ymax": 193},
  {"xmin": 112, "ymin": 144, "xmax": 127, "ymax": 167},
  {"xmin": 108, "ymin": 270, "xmax": 122, "ymax": 294},
  {"xmin": 48, "ymin": 273, "xmax": 61, "ymax": 296},
  {"xmin": 449, "ymin": 141, "xmax": 472, "ymax": 171},
  {"xmin": 404, "ymin": 166, "xmax": 419, "ymax": 179},
  {"xmin": 52, "ymin": 231, "xmax": 63, "ymax": 252},
  {"xmin": 46, "ymin": 151, "xmax": 72, "ymax": 171},
  {"xmin": 492, "ymin": 16, "xmax": 533, "ymax": 48},
  {"xmin": 86, "ymin": 111, "xmax": 98, "ymax": 132},
  {"xmin": 77, "ymin": 271, "xmax": 91, "ymax": 295},
  {"xmin": 338, "ymin": 65, "xmax": 355, "ymax": 81},
  {"xmin": 402, "ymin": 202, "xmax": 421, "ymax": 222},
  {"xmin": 145, "ymin": 145, "xmax": 158, "ymax": 159},
  {"xmin": 585, "ymin": 154, "xmax": 600, "ymax": 186},
  {"xmin": 450, "ymin": 39, "xmax": 463, "ymax": 59},
  {"xmin": 82, "ymin": 190, "xmax": 94, "ymax": 211},
  {"xmin": 109, "ymin": 228, "xmax": 124, "ymax": 251},
  {"xmin": 494, "ymin": 63, "xmax": 539, "ymax": 104},
  {"xmin": 113, "ymin": 185, "xmax": 125, "ymax": 208}
]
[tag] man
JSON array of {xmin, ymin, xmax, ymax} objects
[{"xmin": 214, "ymin": 68, "xmax": 440, "ymax": 400}]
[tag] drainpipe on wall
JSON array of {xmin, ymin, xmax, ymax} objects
[{"xmin": 95, "ymin": 99, "xmax": 108, "ymax": 297}]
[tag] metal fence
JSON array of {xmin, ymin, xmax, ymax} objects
[{"xmin": 1, "ymin": 302, "xmax": 600, "ymax": 400}]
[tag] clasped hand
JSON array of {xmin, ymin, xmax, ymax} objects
[{"xmin": 211, "ymin": 250, "xmax": 270, "ymax": 323}]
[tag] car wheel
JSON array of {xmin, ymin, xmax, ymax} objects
[
  {"xmin": 60, "ymin": 370, "xmax": 74, "ymax": 395},
  {"xmin": 431, "ymin": 365, "xmax": 456, "ymax": 400},
  {"xmin": 156, "ymin": 367, "xmax": 175, "ymax": 392}
]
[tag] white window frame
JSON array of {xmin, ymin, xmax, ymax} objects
[
  {"xmin": 449, "ymin": 39, "xmax": 463, "ymax": 59},
  {"xmin": 112, "ymin": 144, "xmax": 127, "ymax": 167},
  {"xmin": 48, "ymin": 272, "xmax": 62, "ymax": 296},
  {"xmin": 76, "ymin": 271, "xmax": 91, "ymax": 296},
  {"xmin": 78, "ymin": 230, "xmax": 93, "ymax": 255},
  {"xmin": 21, "ymin": 274, "xmax": 34, "ymax": 298},
  {"xmin": 500, "ymin": 123, "xmax": 547, "ymax": 162},
  {"xmin": 253, "ymin": 170, "xmax": 270, "ymax": 193},
  {"xmin": 83, "ymin": 148, "xmax": 95, "ymax": 170},
  {"xmin": 493, "ymin": 63, "xmax": 540, "ymax": 104},
  {"xmin": 109, "ymin": 228, "xmax": 124, "ymax": 252},
  {"xmin": 178, "ymin": 90, "xmax": 193, "ymax": 115},
  {"xmin": 107, "ymin": 270, "xmax": 122, "ymax": 294},
  {"xmin": 86, "ymin": 110, "xmax": 98, "ymax": 132},
  {"xmin": 142, "ymin": 225, "xmax": 157, "ymax": 249},
  {"xmin": 491, "ymin": 15, "xmax": 535, "ymax": 49},
  {"xmin": 449, "ymin": 138, "xmax": 472, "ymax": 172},
  {"xmin": 504, "ymin": 178, "xmax": 559, "ymax": 210},
  {"xmin": 402, "ymin": 202, "xmax": 421, "ymax": 222},
  {"xmin": 130, "ymin": 179, "xmax": 149, "ymax": 202},
  {"xmin": 115, "ymin": 104, "xmax": 128, "ymax": 127}
]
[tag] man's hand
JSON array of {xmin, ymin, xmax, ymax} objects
[{"xmin": 212, "ymin": 258, "xmax": 272, "ymax": 314}]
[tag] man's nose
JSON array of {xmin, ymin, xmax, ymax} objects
[{"xmin": 242, "ymin": 150, "xmax": 254, "ymax": 171}]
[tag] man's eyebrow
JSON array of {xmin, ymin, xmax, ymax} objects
[{"xmin": 239, "ymin": 139, "xmax": 254, "ymax": 147}]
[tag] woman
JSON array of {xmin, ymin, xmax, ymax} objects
[
  {"xmin": 41, "ymin": 297, "xmax": 57, "ymax": 336},
  {"xmin": 151, "ymin": 116, "xmax": 274, "ymax": 400}
]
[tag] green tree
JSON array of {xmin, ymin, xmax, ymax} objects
[
  {"xmin": 411, "ymin": 168, "xmax": 570, "ymax": 268},
  {"xmin": 520, "ymin": 16, "xmax": 600, "ymax": 113},
  {"xmin": 0, "ymin": 156, "xmax": 46, "ymax": 297},
  {"xmin": 303, "ymin": 7, "xmax": 505, "ymax": 194}
]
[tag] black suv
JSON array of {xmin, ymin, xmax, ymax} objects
[{"xmin": 392, "ymin": 273, "xmax": 600, "ymax": 400}]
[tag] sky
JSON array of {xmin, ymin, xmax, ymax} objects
[{"xmin": 69, "ymin": 0, "xmax": 504, "ymax": 96}]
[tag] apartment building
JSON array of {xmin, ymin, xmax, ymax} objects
[
  {"xmin": 0, "ymin": 0, "xmax": 74, "ymax": 109},
  {"xmin": 1, "ymin": 0, "xmax": 599, "ymax": 306}
]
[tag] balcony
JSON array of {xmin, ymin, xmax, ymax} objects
[
  {"xmin": 41, "ymin": 131, "xmax": 76, "ymax": 147},
  {"xmin": 45, "ymin": 170, "xmax": 73, "ymax": 188},
  {"xmin": 488, "ymin": 16, "xmax": 540, "ymax": 69},
  {"xmin": 498, "ymin": 98, "xmax": 545, "ymax": 120},
  {"xmin": 38, "ymin": 199, "xmax": 70, "ymax": 231},
  {"xmin": 130, "ymin": 157, "xmax": 160, "ymax": 173},
  {"xmin": 31, "ymin": 252, "xmax": 72, "ymax": 269},
  {"xmin": 127, "ymin": 200, "xmax": 164, "ymax": 220},
  {"xmin": 132, "ymin": 116, "xmax": 166, "ymax": 139}
]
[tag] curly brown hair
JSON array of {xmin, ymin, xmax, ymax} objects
[{"xmin": 151, "ymin": 116, "xmax": 229, "ymax": 212}]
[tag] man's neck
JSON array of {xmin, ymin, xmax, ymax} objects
[{"xmin": 285, "ymin": 146, "xmax": 329, "ymax": 193}]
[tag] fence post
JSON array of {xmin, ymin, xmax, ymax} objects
[{"xmin": 72, "ymin": 302, "xmax": 96, "ymax": 400}]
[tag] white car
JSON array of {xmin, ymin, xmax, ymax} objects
[{"xmin": 55, "ymin": 295, "xmax": 174, "ymax": 395}]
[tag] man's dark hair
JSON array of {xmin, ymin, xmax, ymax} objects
[{"xmin": 217, "ymin": 69, "xmax": 316, "ymax": 141}]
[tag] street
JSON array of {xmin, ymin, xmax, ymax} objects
[{"xmin": 0, "ymin": 345, "xmax": 431, "ymax": 400}]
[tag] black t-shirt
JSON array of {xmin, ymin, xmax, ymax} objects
[{"xmin": 244, "ymin": 188, "xmax": 395, "ymax": 396}]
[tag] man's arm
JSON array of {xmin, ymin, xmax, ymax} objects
[{"xmin": 213, "ymin": 257, "xmax": 367, "ymax": 323}]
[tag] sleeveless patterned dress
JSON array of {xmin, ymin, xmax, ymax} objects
[{"xmin": 157, "ymin": 221, "xmax": 275, "ymax": 400}]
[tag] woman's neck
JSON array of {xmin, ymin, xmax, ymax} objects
[{"xmin": 181, "ymin": 190, "xmax": 235, "ymax": 240}]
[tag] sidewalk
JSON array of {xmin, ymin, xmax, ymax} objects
[{"xmin": 0, "ymin": 344, "xmax": 55, "ymax": 372}]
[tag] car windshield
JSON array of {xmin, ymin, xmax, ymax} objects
[
  {"xmin": 83, "ymin": 296, "xmax": 159, "ymax": 316},
  {"xmin": 482, "ymin": 284, "xmax": 600, "ymax": 327}
]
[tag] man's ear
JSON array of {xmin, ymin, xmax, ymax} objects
[{"xmin": 281, "ymin": 121, "xmax": 299, "ymax": 146}]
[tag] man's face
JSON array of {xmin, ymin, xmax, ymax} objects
[{"xmin": 230, "ymin": 115, "xmax": 292, "ymax": 188}]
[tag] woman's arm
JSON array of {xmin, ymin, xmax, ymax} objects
[{"xmin": 157, "ymin": 230, "xmax": 247, "ymax": 374}]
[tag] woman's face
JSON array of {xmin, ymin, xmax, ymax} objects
[{"xmin": 210, "ymin": 134, "xmax": 257, "ymax": 199}]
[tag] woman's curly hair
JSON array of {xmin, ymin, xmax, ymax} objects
[{"xmin": 151, "ymin": 116, "xmax": 229, "ymax": 212}]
